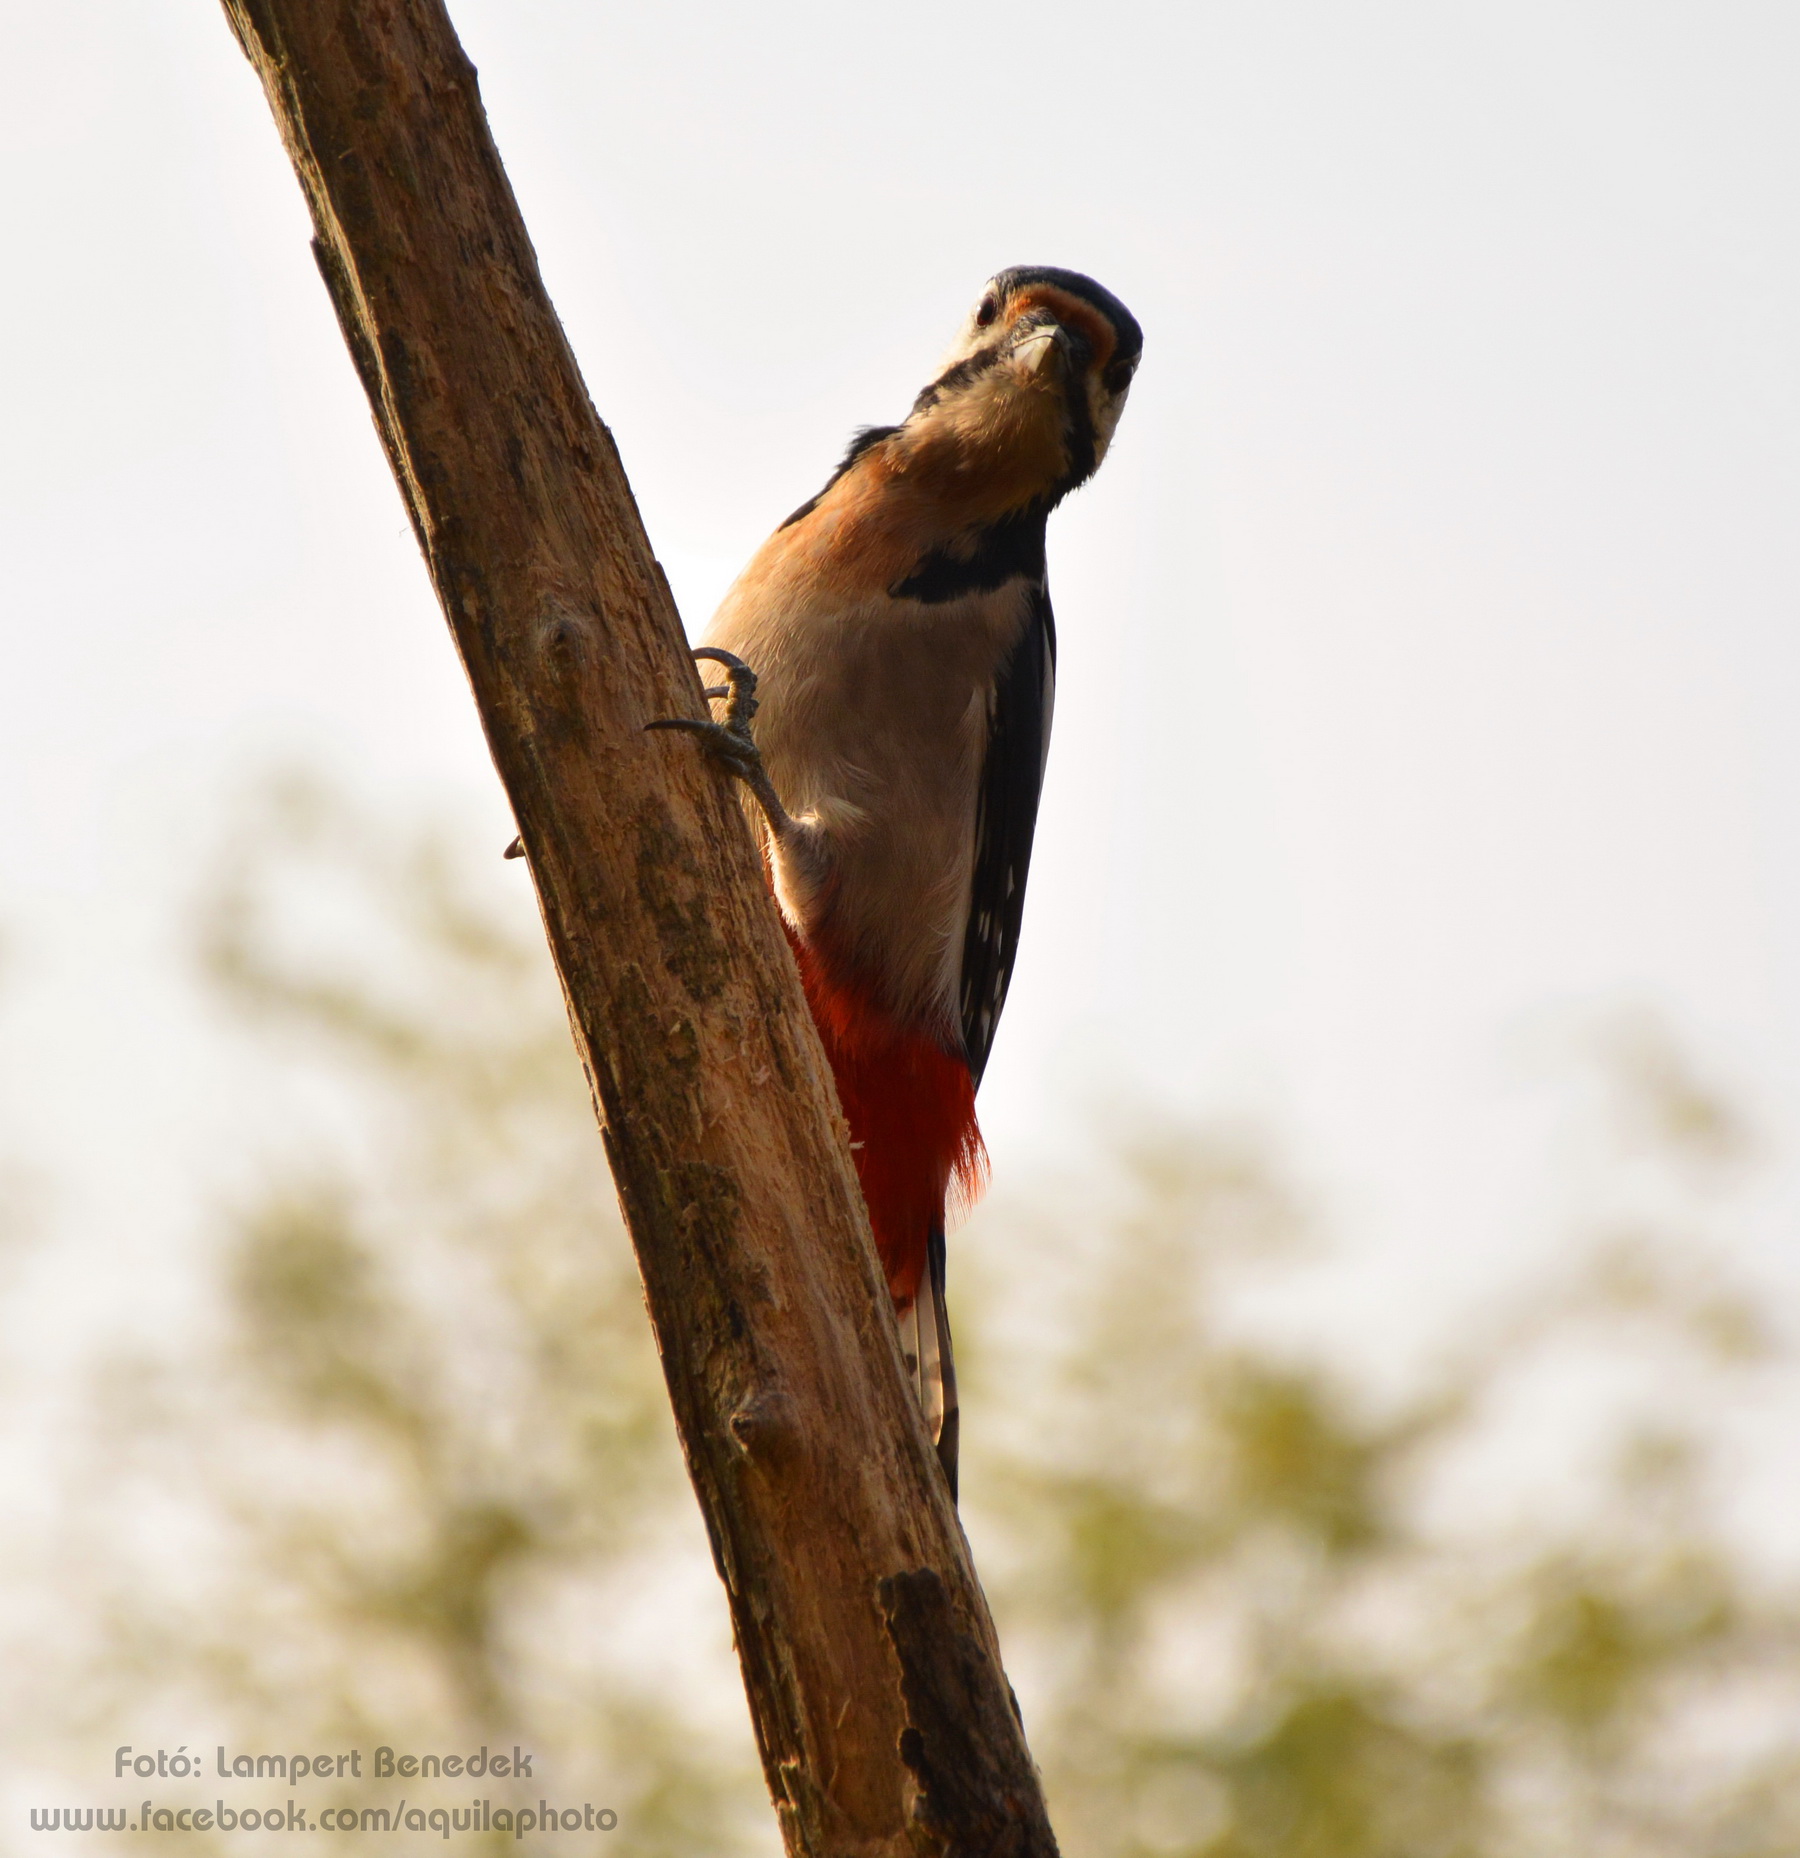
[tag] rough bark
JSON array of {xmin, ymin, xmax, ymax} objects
[{"xmin": 216, "ymin": 3, "xmax": 1058, "ymax": 1855}]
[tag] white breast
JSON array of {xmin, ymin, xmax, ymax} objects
[{"xmin": 708, "ymin": 573, "xmax": 1035, "ymax": 1036}]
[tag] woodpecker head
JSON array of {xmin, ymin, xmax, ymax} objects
[
  {"xmin": 901, "ymin": 266, "xmax": 1142, "ymax": 510},
  {"xmin": 774, "ymin": 268, "xmax": 1141, "ymax": 543}
]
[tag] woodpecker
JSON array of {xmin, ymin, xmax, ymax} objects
[{"xmin": 652, "ymin": 267, "xmax": 1141, "ymax": 1496}]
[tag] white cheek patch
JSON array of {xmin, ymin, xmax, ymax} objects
[
  {"xmin": 934, "ymin": 316, "xmax": 999, "ymax": 378},
  {"xmin": 1090, "ymin": 384, "xmax": 1130, "ymax": 458}
]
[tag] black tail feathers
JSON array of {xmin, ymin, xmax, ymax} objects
[{"xmin": 897, "ymin": 1224, "xmax": 960, "ymax": 1502}]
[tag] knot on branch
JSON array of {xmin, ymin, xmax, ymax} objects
[
  {"xmin": 728, "ymin": 1385, "xmax": 798, "ymax": 1466},
  {"xmin": 535, "ymin": 601, "xmax": 598, "ymax": 702},
  {"xmin": 878, "ymin": 1569, "xmax": 1059, "ymax": 1858}
]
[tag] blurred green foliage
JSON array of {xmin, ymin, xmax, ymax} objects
[
  {"xmin": 11, "ymin": 778, "xmax": 1800, "ymax": 1855},
  {"xmin": 965, "ymin": 1116, "xmax": 1800, "ymax": 1858}
]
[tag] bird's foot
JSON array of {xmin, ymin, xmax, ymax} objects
[
  {"xmin": 647, "ymin": 647, "xmax": 763, "ymax": 774},
  {"xmin": 647, "ymin": 648, "xmax": 796, "ymax": 836}
]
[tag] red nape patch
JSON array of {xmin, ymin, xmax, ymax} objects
[{"xmin": 785, "ymin": 928, "xmax": 986, "ymax": 1309}]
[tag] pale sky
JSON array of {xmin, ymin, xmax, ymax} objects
[{"xmin": 3, "ymin": 2, "xmax": 1798, "ymax": 1375}]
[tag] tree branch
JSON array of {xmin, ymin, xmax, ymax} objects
[{"xmin": 215, "ymin": 3, "xmax": 1058, "ymax": 1854}]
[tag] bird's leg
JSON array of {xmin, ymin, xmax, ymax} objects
[
  {"xmin": 508, "ymin": 649, "xmax": 789, "ymax": 862},
  {"xmin": 647, "ymin": 648, "xmax": 801, "ymax": 842}
]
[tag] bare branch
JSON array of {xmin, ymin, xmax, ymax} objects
[{"xmin": 216, "ymin": 3, "xmax": 1058, "ymax": 1852}]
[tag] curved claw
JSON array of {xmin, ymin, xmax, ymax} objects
[
  {"xmin": 645, "ymin": 716, "xmax": 751, "ymax": 756},
  {"xmin": 644, "ymin": 650, "xmax": 795, "ymax": 839},
  {"xmin": 689, "ymin": 647, "xmax": 759, "ymax": 729},
  {"xmin": 646, "ymin": 644, "xmax": 761, "ymax": 741}
]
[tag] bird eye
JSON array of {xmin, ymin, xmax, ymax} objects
[
  {"xmin": 1102, "ymin": 356, "xmax": 1137, "ymax": 394},
  {"xmin": 975, "ymin": 297, "xmax": 999, "ymax": 328}
]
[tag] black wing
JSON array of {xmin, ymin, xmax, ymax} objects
[{"xmin": 959, "ymin": 586, "xmax": 1057, "ymax": 1087}]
